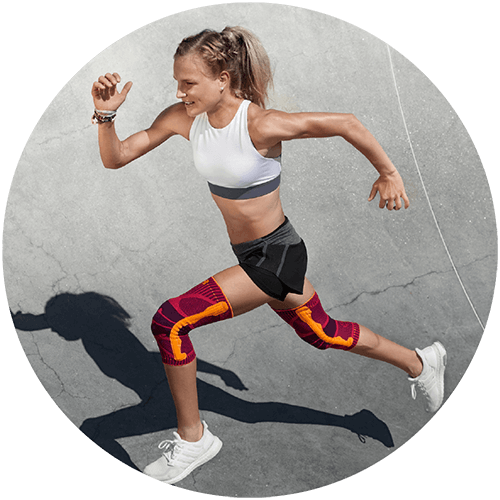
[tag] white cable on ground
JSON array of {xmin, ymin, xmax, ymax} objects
[{"xmin": 386, "ymin": 44, "xmax": 485, "ymax": 331}]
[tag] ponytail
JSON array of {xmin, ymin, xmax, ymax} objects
[{"xmin": 174, "ymin": 26, "xmax": 273, "ymax": 108}]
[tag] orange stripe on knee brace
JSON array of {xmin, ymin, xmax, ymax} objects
[
  {"xmin": 295, "ymin": 304, "xmax": 354, "ymax": 349},
  {"xmin": 169, "ymin": 302, "xmax": 229, "ymax": 361}
]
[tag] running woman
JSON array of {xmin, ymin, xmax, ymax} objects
[{"xmin": 91, "ymin": 26, "xmax": 447, "ymax": 485}]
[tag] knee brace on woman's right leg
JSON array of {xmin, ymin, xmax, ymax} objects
[
  {"xmin": 151, "ymin": 277, "xmax": 233, "ymax": 366},
  {"xmin": 272, "ymin": 293, "xmax": 360, "ymax": 351}
]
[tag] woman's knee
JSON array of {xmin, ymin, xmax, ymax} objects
[
  {"xmin": 271, "ymin": 291, "xmax": 360, "ymax": 351},
  {"xmin": 151, "ymin": 277, "xmax": 233, "ymax": 365}
]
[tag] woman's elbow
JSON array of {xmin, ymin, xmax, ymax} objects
[
  {"xmin": 101, "ymin": 156, "xmax": 127, "ymax": 170},
  {"xmin": 341, "ymin": 113, "xmax": 367, "ymax": 138},
  {"xmin": 345, "ymin": 113, "xmax": 362, "ymax": 129},
  {"xmin": 102, "ymin": 160, "xmax": 114, "ymax": 170},
  {"xmin": 102, "ymin": 161, "xmax": 120, "ymax": 170}
]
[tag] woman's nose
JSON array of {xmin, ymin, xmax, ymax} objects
[{"xmin": 176, "ymin": 87, "xmax": 187, "ymax": 99}]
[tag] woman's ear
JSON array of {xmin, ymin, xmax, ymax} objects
[{"xmin": 219, "ymin": 71, "xmax": 230, "ymax": 89}]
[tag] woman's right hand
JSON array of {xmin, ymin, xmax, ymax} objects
[{"xmin": 91, "ymin": 72, "xmax": 133, "ymax": 111}]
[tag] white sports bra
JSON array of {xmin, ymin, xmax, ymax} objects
[{"xmin": 189, "ymin": 100, "xmax": 281, "ymax": 200}]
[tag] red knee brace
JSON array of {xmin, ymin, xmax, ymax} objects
[
  {"xmin": 272, "ymin": 293, "xmax": 360, "ymax": 351},
  {"xmin": 151, "ymin": 277, "xmax": 233, "ymax": 365}
]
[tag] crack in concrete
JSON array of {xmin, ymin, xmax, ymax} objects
[
  {"xmin": 331, "ymin": 253, "xmax": 495, "ymax": 311},
  {"xmin": 333, "ymin": 269, "xmax": 442, "ymax": 310},
  {"xmin": 28, "ymin": 332, "xmax": 88, "ymax": 401}
]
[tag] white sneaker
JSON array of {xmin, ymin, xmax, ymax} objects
[
  {"xmin": 408, "ymin": 341, "xmax": 447, "ymax": 412},
  {"xmin": 143, "ymin": 421, "xmax": 222, "ymax": 484}
]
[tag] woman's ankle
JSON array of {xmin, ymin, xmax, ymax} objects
[{"xmin": 177, "ymin": 420, "xmax": 204, "ymax": 442}]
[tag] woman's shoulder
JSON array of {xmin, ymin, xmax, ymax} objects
[
  {"xmin": 247, "ymin": 102, "xmax": 288, "ymax": 150},
  {"xmin": 247, "ymin": 101, "xmax": 271, "ymax": 116},
  {"xmin": 248, "ymin": 101, "xmax": 294, "ymax": 120},
  {"xmin": 247, "ymin": 102, "xmax": 281, "ymax": 127}
]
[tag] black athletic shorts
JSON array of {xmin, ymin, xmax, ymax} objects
[{"xmin": 231, "ymin": 217, "xmax": 308, "ymax": 301}]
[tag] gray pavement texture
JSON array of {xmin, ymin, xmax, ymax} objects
[{"xmin": 3, "ymin": 3, "xmax": 497, "ymax": 498}]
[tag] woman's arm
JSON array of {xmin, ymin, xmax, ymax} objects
[
  {"xmin": 335, "ymin": 114, "xmax": 410, "ymax": 210},
  {"xmin": 91, "ymin": 73, "xmax": 188, "ymax": 169},
  {"xmin": 96, "ymin": 106, "xmax": 184, "ymax": 169},
  {"xmin": 251, "ymin": 109, "xmax": 410, "ymax": 210}
]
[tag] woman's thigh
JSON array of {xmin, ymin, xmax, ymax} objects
[
  {"xmin": 212, "ymin": 265, "xmax": 272, "ymax": 317},
  {"xmin": 213, "ymin": 265, "xmax": 315, "ymax": 316},
  {"xmin": 267, "ymin": 277, "xmax": 316, "ymax": 311}
]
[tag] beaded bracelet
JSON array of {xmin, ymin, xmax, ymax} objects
[{"xmin": 92, "ymin": 109, "xmax": 117, "ymax": 124}]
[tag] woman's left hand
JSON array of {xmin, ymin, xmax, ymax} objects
[{"xmin": 368, "ymin": 171, "xmax": 410, "ymax": 210}]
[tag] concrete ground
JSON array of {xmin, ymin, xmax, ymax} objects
[{"xmin": 2, "ymin": 3, "xmax": 497, "ymax": 498}]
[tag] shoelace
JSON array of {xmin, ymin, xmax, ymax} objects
[
  {"xmin": 158, "ymin": 437, "xmax": 181, "ymax": 463},
  {"xmin": 410, "ymin": 382, "xmax": 417, "ymax": 400},
  {"xmin": 410, "ymin": 379, "xmax": 429, "ymax": 401},
  {"xmin": 158, "ymin": 432, "xmax": 207, "ymax": 468}
]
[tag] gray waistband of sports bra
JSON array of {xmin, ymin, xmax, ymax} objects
[{"xmin": 208, "ymin": 174, "xmax": 281, "ymax": 200}]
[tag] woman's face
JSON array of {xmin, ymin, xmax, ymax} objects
[{"xmin": 173, "ymin": 54, "xmax": 224, "ymax": 117}]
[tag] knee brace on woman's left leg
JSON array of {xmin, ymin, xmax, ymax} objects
[
  {"xmin": 151, "ymin": 277, "xmax": 233, "ymax": 366},
  {"xmin": 272, "ymin": 293, "xmax": 360, "ymax": 351}
]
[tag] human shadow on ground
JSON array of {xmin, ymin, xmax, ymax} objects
[{"xmin": 12, "ymin": 291, "xmax": 394, "ymax": 471}]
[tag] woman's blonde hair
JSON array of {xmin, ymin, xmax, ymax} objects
[{"xmin": 174, "ymin": 26, "xmax": 273, "ymax": 108}]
